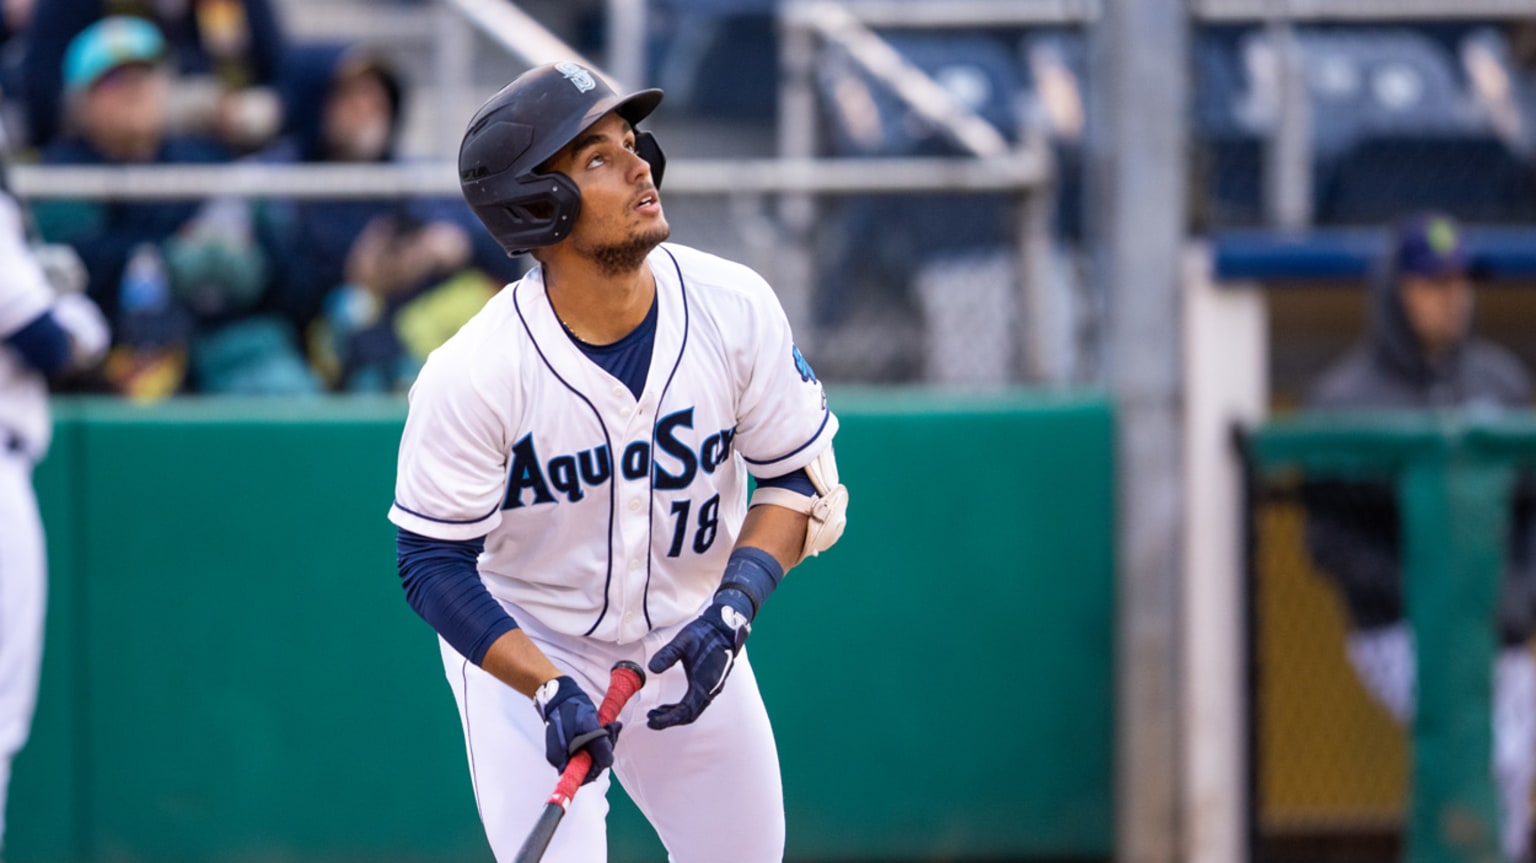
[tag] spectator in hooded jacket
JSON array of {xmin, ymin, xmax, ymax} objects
[
  {"xmin": 1303, "ymin": 211, "xmax": 1536, "ymax": 863},
  {"xmin": 258, "ymin": 43, "xmax": 521, "ymax": 393}
]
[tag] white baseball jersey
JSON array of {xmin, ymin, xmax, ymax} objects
[
  {"xmin": 389, "ymin": 242, "xmax": 837, "ymax": 644},
  {"xmin": 0, "ymin": 194, "xmax": 58, "ymax": 460},
  {"xmin": 0, "ymin": 190, "xmax": 54, "ymax": 854}
]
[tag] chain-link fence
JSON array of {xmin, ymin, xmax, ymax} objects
[
  {"xmin": 1249, "ymin": 475, "xmax": 1410, "ymax": 863},
  {"xmin": 1245, "ymin": 419, "xmax": 1536, "ymax": 863}
]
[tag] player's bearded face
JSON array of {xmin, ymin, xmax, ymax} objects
[
  {"xmin": 558, "ymin": 115, "xmax": 670, "ymax": 275},
  {"xmin": 573, "ymin": 214, "xmax": 670, "ymax": 276}
]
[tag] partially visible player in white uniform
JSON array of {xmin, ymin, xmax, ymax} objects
[
  {"xmin": 389, "ymin": 63, "xmax": 848, "ymax": 862},
  {"xmin": 0, "ymin": 185, "xmax": 108, "ymax": 855}
]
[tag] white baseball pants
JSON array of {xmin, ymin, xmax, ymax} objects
[
  {"xmin": 1348, "ymin": 623, "xmax": 1536, "ymax": 862},
  {"xmin": 0, "ymin": 451, "xmax": 45, "ymax": 854},
  {"xmin": 438, "ymin": 601, "xmax": 785, "ymax": 863}
]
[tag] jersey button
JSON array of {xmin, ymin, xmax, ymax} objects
[
  {"xmin": 630, "ymin": 558, "xmax": 641, "ymax": 570},
  {"xmin": 629, "ymin": 498, "xmax": 642, "ymax": 511},
  {"xmin": 620, "ymin": 406, "xmax": 632, "ymax": 417},
  {"xmin": 612, "ymin": 385, "xmax": 624, "ymax": 397}
]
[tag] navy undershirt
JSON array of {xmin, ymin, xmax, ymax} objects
[
  {"xmin": 5, "ymin": 310, "xmax": 71, "ymax": 376},
  {"xmin": 398, "ymin": 292, "xmax": 818, "ymax": 659},
  {"xmin": 560, "ymin": 292, "xmax": 657, "ymax": 399}
]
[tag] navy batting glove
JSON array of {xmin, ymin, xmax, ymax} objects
[
  {"xmin": 648, "ymin": 548, "xmax": 783, "ymax": 729},
  {"xmin": 534, "ymin": 675, "xmax": 620, "ymax": 784},
  {"xmin": 646, "ymin": 588, "xmax": 754, "ymax": 729}
]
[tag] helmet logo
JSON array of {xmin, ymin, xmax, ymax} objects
[{"xmin": 556, "ymin": 62, "xmax": 597, "ymax": 93}]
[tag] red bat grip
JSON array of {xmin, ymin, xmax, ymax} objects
[{"xmin": 546, "ymin": 663, "xmax": 645, "ymax": 809}]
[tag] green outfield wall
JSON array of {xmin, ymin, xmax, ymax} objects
[{"xmin": 9, "ymin": 391, "xmax": 1115, "ymax": 863}]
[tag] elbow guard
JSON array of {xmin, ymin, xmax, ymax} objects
[{"xmin": 749, "ymin": 445, "xmax": 849, "ymax": 565}]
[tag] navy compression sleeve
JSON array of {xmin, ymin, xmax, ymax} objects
[
  {"xmin": 5, "ymin": 311, "xmax": 71, "ymax": 376},
  {"xmin": 396, "ymin": 528, "xmax": 519, "ymax": 665},
  {"xmin": 755, "ymin": 467, "xmax": 814, "ymax": 496}
]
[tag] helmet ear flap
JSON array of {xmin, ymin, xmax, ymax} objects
[
  {"xmin": 636, "ymin": 131, "xmax": 665, "ymax": 189},
  {"xmin": 465, "ymin": 170, "xmax": 582, "ymax": 255},
  {"xmin": 537, "ymin": 172, "xmax": 583, "ymax": 247}
]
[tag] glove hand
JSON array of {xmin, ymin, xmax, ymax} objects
[
  {"xmin": 51, "ymin": 293, "xmax": 110, "ymax": 369},
  {"xmin": 647, "ymin": 589, "xmax": 753, "ymax": 729},
  {"xmin": 534, "ymin": 675, "xmax": 620, "ymax": 784}
]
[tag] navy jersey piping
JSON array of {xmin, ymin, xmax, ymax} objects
[
  {"xmin": 392, "ymin": 499, "xmax": 502, "ymax": 526},
  {"xmin": 643, "ymin": 246, "xmax": 691, "ymax": 631},
  {"xmin": 513, "ymin": 285, "xmax": 619, "ymax": 637},
  {"xmin": 740, "ymin": 408, "xmax": 832, "ymax": 467},
  {"xmin": 461, "ymin": 658, "xmax": 485, "ymax": 819}
]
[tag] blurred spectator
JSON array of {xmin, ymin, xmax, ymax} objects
[
  {"xmin": 1302, "ymin": 211, "xmax": 1536, "ymax": 863},
  {"xmin": 173, "ymin": 194, "xmax": 319, "ymax": 396},
  {"xmin": 1498, "ymin": 20, "xmax": 1536, "ymax": 157},
  {"xmin": 21, "ymin": 0, "xmax": 286, "ymax": 153},
  {"xmin": 0, "ymin": 0, "xmax": 35, "ymax": 132},
  {"xmin": 1461, "ymin": 27, "xmax": 1527, "ymax": 153},
  {"xmin": 259, "ymin": 44, "xmax": 520, "ymax": 393},
  {"xmin": 0, "ymin": 0, "xmax": 32, "ymax": 51},
  {"xmin": 31, "ymin": 16, "xmax": 309, "ymax": 398}
]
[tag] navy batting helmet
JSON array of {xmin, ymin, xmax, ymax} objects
[{"xmin": 459, "ymin": 62, "xmax": 665, "ymax": 255}]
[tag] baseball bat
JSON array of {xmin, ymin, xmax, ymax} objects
[{"xmin": 512, "ymin": 660, "xmax": 646, "ymax": 863}]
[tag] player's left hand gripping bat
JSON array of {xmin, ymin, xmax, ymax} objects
[{"xmin": 513, "ymin": 660, "xmax": 646, "ymax": 863}]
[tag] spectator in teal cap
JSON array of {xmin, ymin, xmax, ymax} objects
[
  {"xmin": 64, "ymin": 13, "xmax": 164, "ymax": 87},
  {"xmin": 61, "ymin": 15, "xmax": 169, "ymax": 162},
  {"xmin": 22, "ymin": 0, "xmax": 287, "ymax": 152}
]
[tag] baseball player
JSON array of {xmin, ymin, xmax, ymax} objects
[
  {"xmin": 0, "ymin": 186, "xmax": 108, "ymax": 855},
  {"xmin": 389, "ymin": 62, "xmax": 848, "ymax": 862}
]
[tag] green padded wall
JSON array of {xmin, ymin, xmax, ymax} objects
[{"xmin": 10, "ymin": 391, "xmax": 1114, "ymax": 862}]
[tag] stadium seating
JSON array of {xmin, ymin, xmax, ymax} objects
[
  {"xmin": 1195, "ymin": 24, "xmax": 1536, "ymax": 226},
  {"xmin": 818, "ymin": 30, "xmax": 1023, "ymax": 156},
  {"xmin": 1319, "ymin": 134, "xmax": 1536, "ymax": 224},
  {"xmin": 1198, "ymin": 132, "xmax": 1268, "ymax": 228},
  {"xmin": 1298, "ymin": 29, "xmax": 1491, "ymax": 151},
  {"xmin": 807, "ymin": 19, "xmax": 1536, "ymax": 241},
  {"xmin": 812, "ymin": 29, "xmax": 1023, "ymax": 370},
  {"xmin": 649, "ymin": 1, "xmax": 779, "ymax": 119}
]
